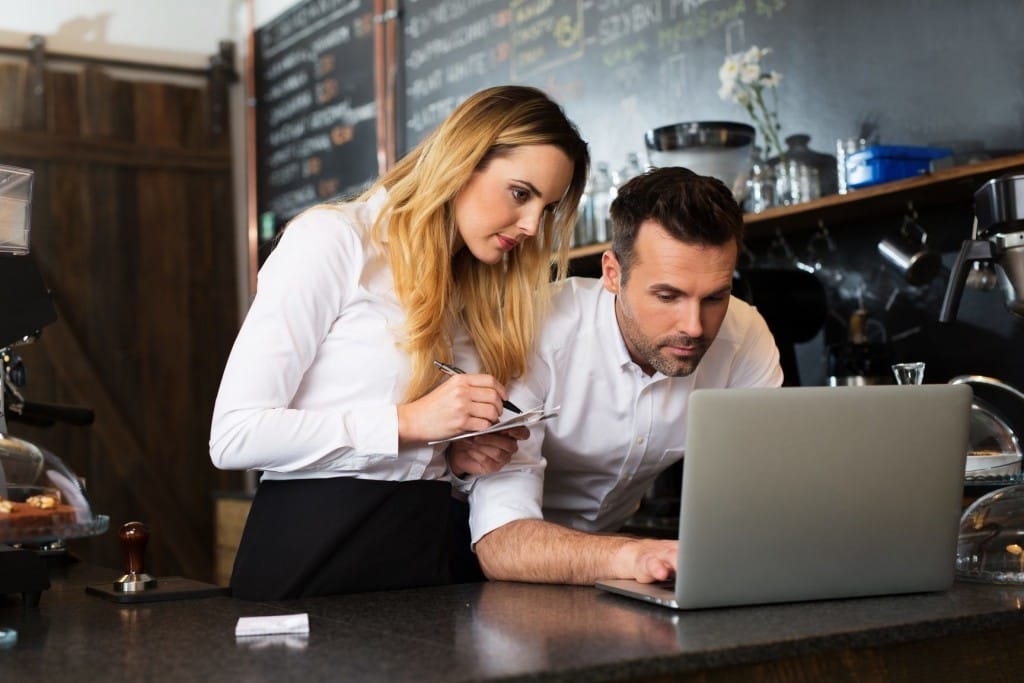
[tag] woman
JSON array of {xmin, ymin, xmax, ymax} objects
[{"xmin": 210, "ymin": 85, "xmax": 590, "ymax": 600}]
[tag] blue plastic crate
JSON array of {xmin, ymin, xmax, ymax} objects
[{"xmin": 846, "ymin": 145, "xmax": 953, "ymax": 189}]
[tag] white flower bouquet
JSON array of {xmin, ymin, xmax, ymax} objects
[{"xmin": 718, "ymin": 46, "xmax": 785, "ymax": 161}]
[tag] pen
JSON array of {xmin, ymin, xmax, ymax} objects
[{"xmin": 433, "ymin": 360, "xmax": 523, "ymax": 414}]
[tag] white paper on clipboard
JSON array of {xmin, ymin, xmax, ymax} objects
[{"xmin": 428, "ymin": 406, "xmax": 559, "ymax": 445}]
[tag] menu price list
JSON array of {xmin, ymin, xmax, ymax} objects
[
  {"xmin": 255, "ymin": 0, "xmax": 380, "ymax": 248},
  {"xmin": 401, "ymin": 0, "xmax": 589, "ymax": 151}
]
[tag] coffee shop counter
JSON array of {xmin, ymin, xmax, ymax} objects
[{"xmin": 4, "ymin": 561, "xmax": 1024, "ymax": 682}]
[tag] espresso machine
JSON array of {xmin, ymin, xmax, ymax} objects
[
  {"xmin": 938, "ymin": 172, "xmax": 1024, "ymax": 584},
  {"xmin": 940, "ymin": 173, "xmax": 1024, "ymax": 321},
  {"xmin": 1, "ymin": 165, "xmax": 105, "ymax": 606}
]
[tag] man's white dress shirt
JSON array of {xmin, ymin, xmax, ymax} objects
[{"xmin": 467, "ymin": 277, "xmax": 783, "ymax": 544}]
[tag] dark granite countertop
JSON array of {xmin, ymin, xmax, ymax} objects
[{"xmin": 3, "ymin": 560, "xmax": 1024, "ymax": 681}]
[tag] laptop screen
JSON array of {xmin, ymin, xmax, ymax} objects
[{"xmin": 673, "ymin": 384, "xmax": 971, "ymax": 609}]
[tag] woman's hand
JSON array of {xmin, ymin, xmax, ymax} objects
[
  {"xmin": 397, "ymin": 372, "xmax": 511, "ymax": 445},
  {"xmin": 448, "ymin": 427, "xmax": 530, "ymax": 476}
]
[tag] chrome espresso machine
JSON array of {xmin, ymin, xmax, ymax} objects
[
  {"xmin": 0, "ymin": 164, "xmax": 106, "ymax": 607},
  {"xmin": 939, "ymin": 172, "xmax": 1024, "ymax": 585},
  {"xmin": 941, "ymin": 173, "xmax": 1024, "ymax": 321}
]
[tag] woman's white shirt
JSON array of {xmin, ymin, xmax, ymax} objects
[{"xmin": 209, "ymin": 190, "xmax": 474, "ymax": 482}]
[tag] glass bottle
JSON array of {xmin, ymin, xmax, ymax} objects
[
  {"xmin": 589, "ymin": 162, "xmax": 614, "ymax": 244},
  {"xmin": 574, "ymin": 175, "xmax": 592, "ymax": 247},
  {"xmin": 614, "ymin": 152, "xmax": 644, "ymax": 189},
  {"xmin": 745, "ymin": 146, "xmax": 775, "ymax": 213}
]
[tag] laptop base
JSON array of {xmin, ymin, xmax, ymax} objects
[{"xmin": 595, "ymin": 579, "xmax": 679, "ymax": 609}]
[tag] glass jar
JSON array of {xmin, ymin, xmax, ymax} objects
[
  {"xmin": 779, "ymin": 134, "xmax": 838, "ymax": 197},
  {"xmin": 744, "ymin": 146, "xmax": 775, "ymax": 213}
]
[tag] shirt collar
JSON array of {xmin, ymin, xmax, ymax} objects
[
  {"xmin": 597, "ymin": 286, "xmax": 641, "ymax": 373},
  {"xmin": 366, "ymin": 186, "xmax": 390, "ymax": 244}
]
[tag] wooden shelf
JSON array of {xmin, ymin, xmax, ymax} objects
[
  {"xmin": 567, "ymin": 152, "xmax": 1024, "ymax": 259},
  {"xmin": 566, "ymin": 241, "xmax": 609, "ymax": 259}
]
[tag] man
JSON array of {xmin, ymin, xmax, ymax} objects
[{"xmin": 452, "ymin": 166, "xmax": 783, "ymax": 585}]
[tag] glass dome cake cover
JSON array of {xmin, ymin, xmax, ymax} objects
[{"xmin": 0, "ymin": 433, "xmax": 108, "ymax": 544}]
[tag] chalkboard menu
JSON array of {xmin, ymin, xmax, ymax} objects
[
  {"xmin": 399, "ymin": 0, "xmax": 791, "ymax": 173},
  {"xmin": 254, "ymin": 0, "xmax": 380, "ymax": 245},
  {"xmin": 399, "ymin": 0, "xmax": 1024, "ymax": 182},
  {"xmin": 254, "ymin": 0, "xmax": 1024, "ymax": 247}
]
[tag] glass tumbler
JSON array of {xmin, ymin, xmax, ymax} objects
[
  {"xmin": 892, "ymin": 362, "xmax": 926, "ymax": 385},
  {"xmin": 835, "ymin": 137, "xmax": 867, "ymax": 195}
]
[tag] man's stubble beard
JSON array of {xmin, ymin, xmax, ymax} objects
[{"xmin": 615, "ymin": 295, "xmax": 705, "ymax": 378}]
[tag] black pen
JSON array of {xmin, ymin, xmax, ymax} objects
[{"xmin": 433, "ymin": 360, "xmax": 523, "ymax": 414}]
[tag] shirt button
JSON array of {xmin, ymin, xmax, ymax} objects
[{"xmin": 636, "ymin": 437, "xmax": 645, "ymax": 445}]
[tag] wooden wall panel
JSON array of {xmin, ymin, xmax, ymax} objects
[
  {"xmin": 0, "ymin": 63, "xmax": 26, "ymax": 128},
  {"xmin": 80, "ymin": 68, "xmax": 135, "ymax": 142},
  {"xmin": 137, "ymin": 168, "xmax": 197, "ymax": 529},
  {"xmin": 2, "ymin": 56, "xmax": 241, "ymax": 580},
  {"xmin": 185, "ymin": 172, "xmax": 241, "ymax": 494},
  {"xmin": 47, "ymin": 71, "xmax": 80, "ymax": 136}
]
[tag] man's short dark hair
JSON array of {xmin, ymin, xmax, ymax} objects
[{"xmin": 609, "ymin": 166, "xmax": 744, "ymax": 283}]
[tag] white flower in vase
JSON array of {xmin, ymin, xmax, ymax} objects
[{"xmin": 718, "ymin": 45, "xmax": 785, "ymax": 163}]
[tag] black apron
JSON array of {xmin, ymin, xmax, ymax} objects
[{"xmin": 230, "ymin": 477, "xmax": 455, "ymax": 600}]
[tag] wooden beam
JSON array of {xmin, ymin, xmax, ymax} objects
[
  {"xmin": 38, "ymin": 312, "xmax": 209, "ymax": 579},
  {"xmin": 0, "ymin": 40, "xmax": 235, "ymax": 81},
  {"xmin": 0, "ymin": 128, "xmax": 231, "ymax": 170}
]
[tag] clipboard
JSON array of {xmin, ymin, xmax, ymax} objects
[{"xmin": 428, "ymin": 406, "xmax": 559, "ymax": 445}]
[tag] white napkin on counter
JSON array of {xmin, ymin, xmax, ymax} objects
[{"xmin": 235, "ymin": 613, "xmax": 309, "ymax": 638}]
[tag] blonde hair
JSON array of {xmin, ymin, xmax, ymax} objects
[{"xmin": 361, "ymin": 85, "xmax": 589, "ymax": 402}]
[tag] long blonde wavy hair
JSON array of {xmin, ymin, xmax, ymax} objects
[{"xmin": 360, "ymin": 85, "xmax": 589, "ymax": 402}]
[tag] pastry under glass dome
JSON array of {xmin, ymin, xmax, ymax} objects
[
  {"xmin": 953, "ymin": 376, "xmax": 1024, "ymax": 583},
  {"xmin": 0, "ymin": 433, "xmax": 108, "ymax": 545},
  {"xmin": 957, "ymin": 485, "xmax": 1024, "ymax": 584},
  {"xmin": 954, "ymin": 375, "xmax": 1024, "ymax": 484}
]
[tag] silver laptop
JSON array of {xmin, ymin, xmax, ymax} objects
[{"xmin": 596, "ymin": 384, "xmax": 972, "ymax": 609}]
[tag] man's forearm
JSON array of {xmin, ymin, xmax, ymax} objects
[{"xmin": 475, "ymin": 519, "xmax": 645, "ymax": 585}]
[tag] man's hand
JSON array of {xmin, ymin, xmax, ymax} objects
[
  {"xmin": 613, "ymin": 539, "xmax": 677, "ymax": 583},
  {"xmin": 448, "ymin": 426, "xmax": 530, "ymax": 476}
]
